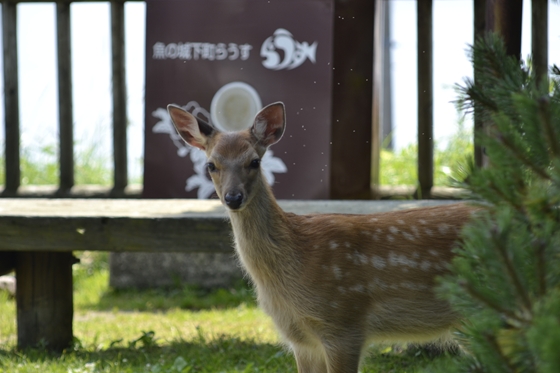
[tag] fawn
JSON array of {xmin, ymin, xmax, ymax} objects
[{"xmin": 167, "ymin": 102, "xmax": 474, "ymax": 373}]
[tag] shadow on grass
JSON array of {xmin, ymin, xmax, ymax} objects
[
  {"xmin": 0, "ymin": 336, "xmax": 295, "ymax": 373},
  {"xmin": 0, "ymin": 338, "xmax": 463, "ymax": 373},
  {"xmin": 84, "ymin": 279, "xmax": 257, "ymax": 313}
]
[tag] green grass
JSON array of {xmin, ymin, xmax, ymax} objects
[
  {"xmin": 0, "ymin": 127, "xmax": 473, "ymax": 371},
  {"xmin": 0, "ymin": 142, "xmax": 141, "ymax": 186},
  {"xmin": 379, "ymin": 124, "xmax": 473, "ymax": 187},
  {"xmin": 0, "ymin": 252, "xmax": 464, "ymax": 372}
]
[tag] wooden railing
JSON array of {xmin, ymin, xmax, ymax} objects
[
  {"xmin": 1, "ymin": 0, "xmax": 550, "ymax": 199},
  {"xmin": 1, "ymin": 0, "xmax": 137, "ymax": 197}
]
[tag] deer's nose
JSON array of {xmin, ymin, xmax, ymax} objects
[{"xmin": 224, "ymin": 192, "xmax": 244, "ymax": 210}]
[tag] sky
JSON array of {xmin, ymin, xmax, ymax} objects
[{"xmin": 0, "ymin": 0, "xmax": 559, "ymax": 183}]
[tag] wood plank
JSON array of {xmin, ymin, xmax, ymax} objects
[
  {"xmin": 16, "ymin": 252, "xmax": 74, "ymax": 351},
  {"xmin": 329, "ymin": 0, "xmax": 374, "ymax": 200},
  {"xmin": 532, "ymin": 0, "xmax": 548, "ymax": 88},
  {"xmin": 2, "ymin": 1, "xmax": 20, "ymax": 195},
  {"xmin": 111, "ymin": 0, "xmax": 128, "ymax": 195},
  {"xmin": 56, "ymin": 1, "xmax": 75, "ymax": 194},
  {"xmin": 473, "ymin": 0, "xmax": 487, "ymax": 168},
  {"xmin": 485, "ymin": 0, "xmax": 523, "ymax": 60},
  {"xmin": 0, "ymin": 199, "xmax": 459, "ymax": 253},
  {"xmin": 416, "ymin": 0, "xmax": 433, "ymax": 199},
  {"xmin": 0, "ymin": 251, "xmax": 15, "ymax": 276}
]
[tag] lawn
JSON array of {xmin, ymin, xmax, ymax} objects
[{"xmin": 0, "ymin": 252, "xmax": 461, "ymax": 372}]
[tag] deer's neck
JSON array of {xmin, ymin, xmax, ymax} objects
[{"xmin": 227, "ymin": 181, "xmax": 297, "ymax": 282}]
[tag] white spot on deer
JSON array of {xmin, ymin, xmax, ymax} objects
[
  {"xmin": 344, "ymin": 242, "xmax": 352, "ymax": 248},
  {"xmin": 333, "ymin": 265, "xmax": 342, "ymax": 280},
  {"xmin": 370, "ymin": 217, "xmax": 379, "ymax": 223},
  {"xmin": 402, "ymin": 232, "xmax": 415, "ymax": 241},
  {"xmin": 371, "ymin": 255, "xmax": 386, "ymax": 269},
  {"xmin": 411, "ymin": 226, "xmax": 420, "ymax": 237},
  {"xmin": 329, "ymin": 241, "xmax": 339, "ymax": 250},
  {"xmin": 428, "ymin": 249, "xmax": 439, "ymax": 257},
  {"xmin": 401, "ymin": 282, "xmax": 417, "ymax": 290},
  {"xmin": 419, "ymin": 219, "xmax": 428, "ymax": 225},
  {"xmin": 389, "ymin": 226, "xmax": 399, "ymax": 234},
  {"xmin": 330, "ymin": 301, "xmax": 339, "ymax": 309},
  {"xmin": 371, "ymin": 277, "xmax": 388, "ymax": 290},
  {"xmin": 349, "ymin": 284, "xmax": 365, "ymax": 293},
  {"xmin": 387, "ymin": 235, "xmax": 395, "ymax": 242},
  {"xmin": 348, "ymin": 251, "xmax": 364, "ymax": 265},
  {"xmin": 388, "ymin": 252, "xmax": 418, "ymax": 268},
  {"xmin": 420, "ymin": 260, "xmax": 432, "ymax": 271},
  {"xmin": 376, "ymin": 228, "xmax": 383, "ymax": 234},
  {"xmin": 337, "ymin": 286, "xmax": 347, "ymax": 294},
  {"xmin": 438, "ymin": 224, "xmax": 450, "ymax": 234},
  {"xmin": 425, "ymin": 228, "xmax": 434, "ymax": 236},
  {"xmin": 397, "ymin": 219, "xmax": 405, "ymax": 225}
]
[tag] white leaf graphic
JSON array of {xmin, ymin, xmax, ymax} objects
[{"xmin": 152, "ymin": 101, "xmax": 288, "ymax": 198}]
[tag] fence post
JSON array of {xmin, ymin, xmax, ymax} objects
[
  {"xmin": 57, "ymin": 1, "xmax": 75, "ymax": 194},
  {"xmin": 329, "ymin": 0, "xmax": 374, "ymax": 200},
  {"xmin": 2, "ymin": 1, "xmax": 20, "ymax": 195},
  {"xmin": 111, "ymin": 0, "xmax": 128, "ymax": 196},
  {"xmin": 532, "ymin": 0, "xmax": 548, "ymax": 88},
  {"xmin": 416, "ymin": 0, "xmax": 433, "ymax": 199}
]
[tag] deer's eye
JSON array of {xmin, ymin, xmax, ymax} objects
[
  {"xmin": 207, "ymin": 162, "xmax": 217, "ymax": 172},
  {"xmin": 249, "ymin": 159, "xmax": 261, "ymax": 169}
]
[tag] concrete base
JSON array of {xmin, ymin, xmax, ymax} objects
[{"xmin": 109, "ymin": 252, "xmax": 243, "ymax": 289}]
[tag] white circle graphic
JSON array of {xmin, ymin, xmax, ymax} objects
[{"xmin": 210, "ymin": 82, "xmax": 262, "ymax": 132}]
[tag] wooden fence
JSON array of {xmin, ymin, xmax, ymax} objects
[
  {"xmin": 2, "ymin": 0, "xmax": 135, "ymax": 197},
  {"xmin": 1, "ymin": 0, "xmax": 550, "ymax": 199}
]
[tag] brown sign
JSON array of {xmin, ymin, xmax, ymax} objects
[{"xmin": 143, "ymin": 0, "xmax": 335, "ymax": 199}]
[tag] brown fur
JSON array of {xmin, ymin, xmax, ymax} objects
[{"xmin": 167, "ymin": 102, "xmax": 475, "ymax": 373}]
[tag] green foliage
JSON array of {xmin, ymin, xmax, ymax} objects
[
  {"xmin": 379, "ymin": 122, "xmax": 473, "ymax": 187},
  {"xmin": 0, "ymin": 142, "xmax": 112, "ymax": 187},
  {"xmin": 432, "ymin": 34, "xmax": 560, "ymax": 373},
  {"xmin": 0, "ymin": 252, "xmax": 459, "ymax": 372}
]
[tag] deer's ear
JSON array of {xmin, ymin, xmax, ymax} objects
[
  {"xmin": 167, "ymin": 104, "xmax": 215, "ymax": 150},
  {"xmin": 251, "ymin": 102, "xmax": 286, "ymax": 148}
]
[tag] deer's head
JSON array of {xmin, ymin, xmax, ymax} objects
[{"xmin": 168, "ymin": 102, "xmax": 285, "ymax": 211}]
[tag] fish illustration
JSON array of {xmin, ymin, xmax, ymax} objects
[{"xmin": 261, "ymin": 28, "xmax": 317, "ymax": 70}]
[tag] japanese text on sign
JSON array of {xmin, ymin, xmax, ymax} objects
[{"xmin": 152, "ymin": 42, "xmax": 253, "ymax": 61}]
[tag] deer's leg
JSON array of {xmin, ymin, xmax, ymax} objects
[
  {"xmin": 292, "ymin": 344, "xmax": 328, "ymax": 373},
  {"xmin": 323, "ymin": 336, "xmax": 364, "ymax": 373}
]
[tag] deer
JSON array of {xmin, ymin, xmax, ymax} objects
[{"xmin": 167, "ymin": 101, "xmax": 475, "ymax": 373}]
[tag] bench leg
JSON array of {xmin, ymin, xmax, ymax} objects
[{"xmin": 16, "ymin": 252, "xmax": 74, "ymax": 351}]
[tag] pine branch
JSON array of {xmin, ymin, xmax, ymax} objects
[
  {"xmin": 482, "ymin": 332, "xmax": 517, "ymax": 373},
  {"xmin": 496, "ymin": 134, "xmax": 552, "ymax": 182},
  {"xmin": 491, "ymin": 227, "xmax": 533, "ymax": 317},
  {"xmin": 538, "ymin": 95, "xmax": 560, "ymax": 158},
  {"xmin": 460, "ymin": 280, "xmax": 527, "ymax": 325},
  {"xmin": 532, "ymin": 237, "xmax": 547, "ymax": 297}
]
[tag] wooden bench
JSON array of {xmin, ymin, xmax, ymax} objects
[{"xmin": 0, "ymin": 198, "xmax": 459, "ymax": 351}]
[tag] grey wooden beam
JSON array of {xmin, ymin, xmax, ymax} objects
[
  {"xmin": 2, "ymin": 1, "xmax": 20, "ymax": 195},
  {"xmin": 111, "ymin": 0, "xmax": 128, "ymax": 196},
  {"xmin": 0, "ymin": 199, "xmax": 460, "ymax": 253},
  {"xmin": 416, "ymin": 0, "xmax": 433, "ymax": 199},
  {"xmin": 56, "ymin": 1, "xmax": 74, "ymax": 194}
]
